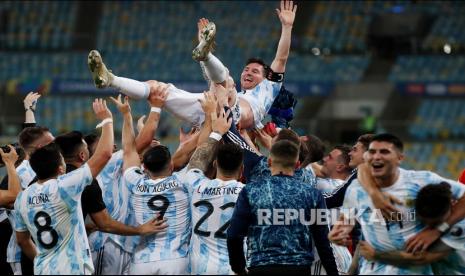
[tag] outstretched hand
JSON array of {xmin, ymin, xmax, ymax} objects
[
  {"xmin": 24, "ymin": 91, "xmax": 41, "ymax": 111},
  {"xmin": 110, "ymin": 94, "xmax": 131, "ymax": 115},
  {"xmin": 199, "ymin": 91, "xmax": 218, "ymax": 114},
  {"xmin": 211, "ymin": 108, "xmax": 232, "ymax": 136},
  {"xmin": 92, "ymin": 98, "xmax": 112, "ymax": 120},
  {"xmin": 276, "ymin": 0, "xmax": 297, "ymax": 27}
]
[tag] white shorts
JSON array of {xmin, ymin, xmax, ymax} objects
[
  {"xmin": 129, "ymin": 257, "xmax": 188, "ymax": 275},
  {"xmin": 10, "ymin": 262, "xmax": 21, "ymax": 275},
  {"xmin": 92, "ymin": 239, "xmax": 131, "ymax": 275},
  {"xmin": 163, "ymin": 84, "xmax": 246, "ymax": 128},
  {"xmin": 165, "ymin": 84, "xmax": 205, "ymax": 127}
]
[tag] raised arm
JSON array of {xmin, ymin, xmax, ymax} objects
[
  {"xmin": 197, "ymin": 91, "xmax": 218, "ymax": 145},
  {"xmin": 110, "ymin": 95, "xmax": 140, "ymax": 171},
  {"xmin": 270, "ymin": 0, "xmax": 297, "ymax": 73},
  {"xmin": 23, "ymin": 92, "xmax": 41, "ymax": 127},
  {"xmin": 135, "ymin": 82, "xmax": 167, "ymax": 153},
  {"xmin": 187, "ymin": 108, "xmax": 232, "ymax": 172},
  {"xmin": 0, "ymin": 146, "xmax": 20, "ymax": 207},
  {"xmin": 172, "ymin": 128, "xmax": 200, "ymax": 171},
  {"xmin": 86, "ymin": 99, "xmax": 114, "ymax": 178}
]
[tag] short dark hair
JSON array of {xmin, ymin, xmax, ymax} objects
[
  {"xmin": 216, "ymin": 144, "xmax": 243, "ymax": 176},
  {"xmin": 370, "ymin": 133, "xmax": 403, "ymax": 152},
  {"xmin": 54, "ymin": 131, "xmax": 85, "ymax": 160},
  {"xmin": 143, "ymin": 145, "xmax": 171, "ymax": 174},
  {"xmin": 301, "ymin": 134, "xmax": 326, "ymax": 167},
  {"xmin": 19, "ymin": 126, "xmax": 50, "ymax": 149},
  {"xmin": 270, "ymin": 140, "xmax": 299, "ymax": 168},
  {"xmin": 415, "ymin": 182, "xmax": 452, "ymax": 220},
  {"xmin": 334, "ymin": 145, "xmax": 351, "ymax": 167},
  {"xmin": 245, "ymin": 57, "xmax": 270, "ymax": 77},
  {"xmin": 275, "ymin": 129, "xmax": 301, "ymax": 147},
  {"xmin": 357, "ymin": 133, "xmax": 374, "ymax": 151},
  {"xmin": 84, "ymin": 133, "xmax": 99, "ymax": 148},
  {"xmin": 29, "ymin": 143, "xmax": 63, "ymax": 180}
]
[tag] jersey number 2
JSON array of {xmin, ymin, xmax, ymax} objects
[{"xmin": 193, "ymin": 201, "xmax": 235, "ymax": 239}]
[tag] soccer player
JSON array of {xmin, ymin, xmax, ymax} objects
[
  {"xmin": 87, "ymin": 88, "xmax": 169, "ymax": 275},
  {"xmin": 227, "ymin": 140, "xmax": 339, "ymax": 275},
  {"xmin": 113, "ymin": 95, "xmax": 189, "ymax": 274},
  {"xmin": 328, "ymin": 133, "xmax": 465, "ymax": 275},
  {"xmin": 87, "ymin": 0, "xmax": 296, "ymax": 130},
  {"xmin": 358, "ymin": 183, "xmax": 465, "ymax": 275},
  {"xmin": 0, "ymin": 146, "xmax": 21, "ymax": 207},
  {"xmin": 13, "ymin": 99, "xmax": 114, "ymax": 275},
  {"xmin": 183, "ymin": 92, "xmax": 243, "ymax": 274},
  {"xmin": 311, "ymin": 145, "xmax": 353, "ymax": 275}
]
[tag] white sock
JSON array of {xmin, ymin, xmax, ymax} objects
[
  {"xmin": 111, "ymin": 76, "xmax": 150, "ymax": 100},
  {"xmin": 200, "ymin": 53, "xmax": 228, "ymax": 84}
]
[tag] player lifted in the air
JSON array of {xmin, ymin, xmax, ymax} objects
[{"xmin": 87, "ymin": 0, "xmax": 296, "ymax": 129}]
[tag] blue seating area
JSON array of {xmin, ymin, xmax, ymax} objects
[
  {"xmin": 403, "ymin": 142, "xmax": 465, "ymax": 179},
  {"xmin": 409, "ymin": 99, "xmax": 465, "ymax": 140},
  {"xmin": 389, "ymin": 56, "xmax": 465, "ymax": 82},
  {"xmin": 285, "ymin": 54, "xmax": 369, "ymax": 82},
  {"xmin": 0, "ymin": 53, "xmax": 88, "ymax": 81},
  {"xmin": 35, "ymin": 95, "xmax": 180, "ymax": 138},
  {"xmin": 95, "ymin": 1, "xmax": 278, "ymax": 82},
  {"xmin": 0, "ymin": 1, "xmax": 77, "ymax": 50}
]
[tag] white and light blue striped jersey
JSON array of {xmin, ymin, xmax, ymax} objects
[
  {"xmin": 313, "ymin": 177, "xmax": 352, "ymax": 274},
  {"xmin": 432, "ymin": 219, "xmax": 465, "ymax": 275},
  {"xmin": 316, "ymin": 177, "xmax": 345, "ymax": 196},
  {"xmin": 16, "ymin": 160, "xmax": 36, "ymax": 189},
  {"xmin": 124, "ymin": 167, "xmax": 191, "ymax": 263},
  {"xmin": 186, "ymin": 169, "xmax": 245, "ymax": 275},
  {"xmin": 88, "ymin": 150, "xmax": 133, "ymax": 253},
  {"xmin": 13, "ymin": 164, "xmax": 94, "ymax": 275},
  {"xmin": 7, "ymin": 160, "xmax": 37, "ymax": 263},
  {"xmin": 238, "ymin": 79, "xmax": 282, "ymax": 129},
  {"xmin": 343, "ymin": 168, "xmax": 465, "ymax": 275}
]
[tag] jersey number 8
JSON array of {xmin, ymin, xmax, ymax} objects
[{"xmin": 34, "ymin": 211, "xmax": 59, "ymax": 249}]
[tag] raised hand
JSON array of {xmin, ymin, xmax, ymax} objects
[
  {"xmin": 179, "ymin": 127, "xmax": 200, "ymax": 145},
  {"xmin": 199, "ymin": 91, "xmax": 218, "ymax": 114},
  {"xmin": 92, "ymin": 98, "xmax": 112, "ymax": 120},
  {"xmin": 148, "ymin": 82, "xmax": 169, "ymax": 108},
  {"xmin": 211, "ymin": 108, "xmax": 232, "ymax": 136},
  {"xmin": 253, "ymin": 128, "xmax": 273, "ymax": 150},
  {"xmin": 276, "ymin": 0, "xmax": 297, "ymax": 27},
  {"xmin": 0, "ymin": 145, "xmax": 18, "ymax": 165},
  {"xmin": 109, "ymin": 94, "xmax": 131, "ymax": 115},
  {"xmin": 23, "ymin": 91, "xmax": 41, "ymax": 111}
]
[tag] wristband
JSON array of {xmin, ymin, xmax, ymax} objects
[
  {"xmin": 150, "ymin": 107, "xmax": 161, "ymax": 113},
  {"xmin": 436, "ymin": 222, "xmax": 450, "ymax": 234},
  {"xmin": 209, "ymin": 132, "xmax": 222, "ymax": 141},
  {"xmin": 95, "ymin": 118, "xmax": 113, "ymax": 129}
]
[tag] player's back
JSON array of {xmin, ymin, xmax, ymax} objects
[
  {"xmin": 190, "ymin": 175, "xmax": 244, "ymax": 275},
  {"xmin": 125, "ymin": 169, "xmax": 191, "ymax": 263},
  {"xmin": 14, "ymin": 165, "xmax": 94, "ymax": 275}
]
